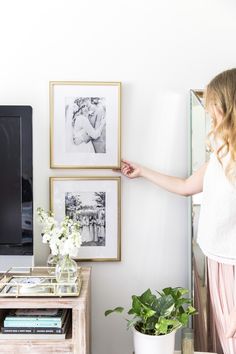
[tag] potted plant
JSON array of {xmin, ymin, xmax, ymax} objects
[{"xmin": 105, "ymin": 287, "xmax": 196, "ymax": 354}]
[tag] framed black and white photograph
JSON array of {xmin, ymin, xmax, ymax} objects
[
  {"xmin": 50, "ymin": 81, "xmax": 121, "ymax": 169},
  {"xmin": 50, "ymin": 177, "xmax": 121, "ymax": 261}
]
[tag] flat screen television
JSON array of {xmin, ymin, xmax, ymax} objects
[{"xmin": 0, "ymin": 106, "xmax": 33, "ymax": 255}]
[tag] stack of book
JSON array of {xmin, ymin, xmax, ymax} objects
[{"xmin": 0, "ymin": 308, "xmax": 70, "ymax": 339}]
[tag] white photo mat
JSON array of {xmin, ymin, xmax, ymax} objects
[
  {"xmin": 50, "ymin": 81, "xmax": 121, "ymax": 169},
  {"xmin": 50, "ymin": 177, "xmax": 121, "ymax": 261}
]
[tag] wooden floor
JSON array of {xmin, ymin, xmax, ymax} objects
[{"xmin": 133, "ymin": 350, "xmax": 217, "ymax": 354}]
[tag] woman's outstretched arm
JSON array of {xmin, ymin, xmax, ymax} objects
[{"xmin": 121, "ymin": 159, "xmax": 208, "ymax": 197}]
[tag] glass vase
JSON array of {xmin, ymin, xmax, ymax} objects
[
  {"xmin": 181, "ymin": 328, "xmax": 194, "ymax": 354},
  {"xmin": 47, "ymin": 254, "xmax": 61, "ymax": 275},
  {"xmin": 55, "ymin": 254, "xmax": 78, "ymax": 284}
]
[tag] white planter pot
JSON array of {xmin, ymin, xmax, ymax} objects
[{"xmin": 133, "ymin": 327, "xmax": 176, "ymax": 354}]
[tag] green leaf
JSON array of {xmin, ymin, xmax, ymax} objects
[
  {"xmin": 132, "ymin": 296, "xmax": 156, "ymax": 318},
  {"xmin": 161, "ymin": 287, "xmax": 173, "ymax": 296},
  {"xmin": 157, "ymin": 295, "xmax": 175, "ymax": 317},
  {"xmin": 155, "ymin": 317, "xmax": 169, "ymax": 335},
  {"xmin": 187, "ymin": 305, "xmax": 197, "ymax": 315},
  {"xmin": 144, "ymin": 309, "xmax": 156, "ymax": 318},
  {"xmin": 126, "ymin": 318, "xmax": 138, "ymax": 329},
  {"xmin": 139, "ymin": 289, "xmax": 156, "ymax": 306},
  {"xmin": 105, "ymin": 307, "xmax": 124, "ymax": 316},
  {"xmin": 128, "ymin": 308, "xmax": 135, "ymax": 315},
  {"xmin": 132, "ymin": 296, "xmax": 142, "ymax": 316},
  {"xmin": 161, "ymin": 287, "xmax": 189, "ymax": 300},
  {"xmin": 176, "ymin": 288, "xmax": 189, "ymax": 296},
  {"xmin": 175, "ymin": 298, "xmax": 191, "ymax": 308},
  {"xmin": 155, "ymin": 317, "xmax": 182, "ymax": 335},
  {"xmin": 179, "ymin": 313, "xmax": 189, "ymax": 326},
  {"xmin": 156, "ymin": 321, "xmax": 168, "ymax": 334}
]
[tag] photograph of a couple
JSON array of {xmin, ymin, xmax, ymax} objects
[
  {"xmin": 65, "ymin": 97, "xmax": 106, "ymax": 154},
  {"xmin": 65, "ymin": 191, "xmax": 106, "ymax": 247}
]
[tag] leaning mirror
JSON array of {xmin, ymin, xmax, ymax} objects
[{"xmin": 190, "ymin": 90, "xmax": 223, "ymax": 353}]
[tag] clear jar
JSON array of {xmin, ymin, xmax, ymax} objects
[
  {"xmin": 55, "ymin": 254, "xmax": 78, "ymax": 284},
  {"xmin": 181, "ymin": 328, "xmax": 194, "ymax": 354},
  {"xmin": 47, "ymin": 254, "xmax": 61, "ymax": 275}
]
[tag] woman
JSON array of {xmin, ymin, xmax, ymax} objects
[
  {"xmin": 73, "ymin": 105, "xmax": 106, "ymax": 153},
  {"xmin": 81, "ymin": 215, "xmax": 90, "ymax": 244},
  {"xmin": 94, "ymin": 217, "xmax": 98, "ymax": 243},
  {"xmin": 121, "ymin": 68, "xmax": 236, "ymax": 354},
  {"xmin": 99, "ymin": 210, "xmax": 105, "ymax": 242},
  {"xmin": 89, "ymin": 215, "xmax": 95, "ymax": 242}
]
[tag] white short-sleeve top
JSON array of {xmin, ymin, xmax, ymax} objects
[{"xmin": 197, "ymin": 152, "xmax": 236, "ymax": 264}]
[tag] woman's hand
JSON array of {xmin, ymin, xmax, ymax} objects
[{"xmin": 121, "ymin": 159, "xmax": 143, "ymax": 178}]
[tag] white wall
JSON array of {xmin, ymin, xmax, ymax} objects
[{"xmin": 0, "ymin": 0, "xmax": 236, "ymax": 353}]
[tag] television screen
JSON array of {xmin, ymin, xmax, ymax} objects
[{"xmin": 0, "ymin": 107, "xmax": 33, "ymax": 255}]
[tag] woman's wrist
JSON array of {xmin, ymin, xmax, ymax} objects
[{"xmin": 139, "ymin": 165, "xmax": 146, "ymax": 178}]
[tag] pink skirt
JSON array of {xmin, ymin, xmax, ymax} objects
[{"xmin": 208, "ymin": 258, "xmax": 236, "ymax": 354}]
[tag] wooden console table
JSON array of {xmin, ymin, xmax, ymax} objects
[{"xmin": 0, "ymin": 267, "xmax": 91, "ymax": 354}]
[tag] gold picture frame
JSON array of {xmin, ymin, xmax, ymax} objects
[
  {"xmin": 50, "ymin": 81, "xmax": 121, "ymax": 169},
  {"xmin": 50, "ymin": 176, "xmax": 121, "ymax": 262}
]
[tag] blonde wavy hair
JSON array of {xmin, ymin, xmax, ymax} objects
[{"xmin": 205, "ymin": 68, "xmax": 236, "ymax": 183}]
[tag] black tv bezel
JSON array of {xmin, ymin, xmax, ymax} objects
[{"xmin": 0, "ymin": 106, "xmax": 33, "ymax": 256}]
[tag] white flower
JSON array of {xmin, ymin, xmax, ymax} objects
[
  {"xmin": 50, "ymin": 244, "xmax": 59, "ymax": 256},
  {"xmin": 37, "ymin": 207, "xmax": 81, "ymax": 257},
  {"xmin": 42, "ymin": 233, "xmax": 51, "ymax": 244}
]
